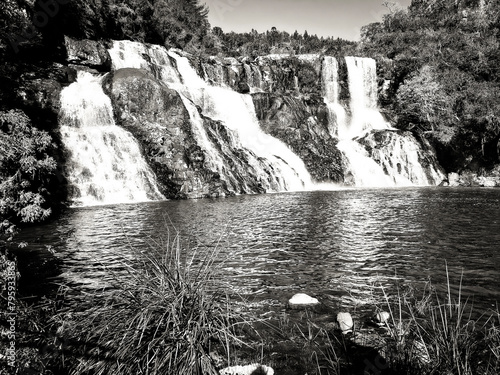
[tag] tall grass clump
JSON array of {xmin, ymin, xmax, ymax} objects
[
  {"xmin": 58, "ymin": 230, "xmax": 248, "ymax": 375},
  {"xmin": 378, "ymin": 267, "xmax": 500, "ymax": 375}
]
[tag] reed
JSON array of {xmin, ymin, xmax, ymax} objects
[
  {"xmin": 59, "ymin": 228, "xmax": 248, "ymax": 375},
  {"xmin": 377, "ymin": 267, "xmax": 500, "ymax": 375}
]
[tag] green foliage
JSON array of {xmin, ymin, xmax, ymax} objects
[
  {"xmin": 361, "ymin": 0, "xmax": 500, "ymax": 170},
  {"xmin": 0, "ymin": 109, "xmax": 56, "ymax": 240}
]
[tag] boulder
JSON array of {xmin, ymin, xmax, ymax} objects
[
  {"xmin": 446, "ymin": 169, "xmax": 500, "ymax": 187},
  {"xmin": 447, "ymin": 172, "xmax": 460, "ymax": 187},
  {"xmin": 373, "ymin": 311, "xmax": 390, "ymax": 326},
  {"xmin": 64, "ymin": 36, "xmax": 111, "ymax": 71}
]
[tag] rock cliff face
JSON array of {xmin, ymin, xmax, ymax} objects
[
  {"xmin": 252, "ymin": 93, "xmax": 345, "ymax": 182},
  {"xmin": 103, "ymin": 67, "xmax": 259, "ymax": 199},
  {"xmin": 198, "ymin": 54, "xmax": 350, "ymax": 183},
  {"xmin": 57, "ymin": 38, "xmax": 450, "ymax": 205},
  {"xmin": 356, "ymin": 130, "xmax": 445, "ymax": 186}
]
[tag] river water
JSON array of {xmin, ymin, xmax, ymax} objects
[{"xmin": 16, "ymin": 187, "xmax": 500, "ymax": 319}]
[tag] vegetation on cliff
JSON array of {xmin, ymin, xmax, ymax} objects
[
  {"xmin": 360, "ymin": 0, "xmax": 500, "ymax": 172},
  {"xmin": 0, "ymin": 110, "xmax": 58, "ymax": 241},
  {"xmin": 1, "ymin": 0, "xmax": 211, "ymax": 54}
]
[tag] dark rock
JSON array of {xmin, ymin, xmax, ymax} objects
[
  {"xmin": 104, "ymin": 68, "xmax": 231, "ymax": 199},
  {"xmin": 446, "ymin": 167, "xmax": 500, "ymax": 187},
  {"xmin": 252, "ymin": 92, "xmax": 344, "ymax": 182},
  {"xmin": 64, "ymin": 36, "xmax": 111, "ymax": 72},
  {"xmin": 237, "ymin": 81, "xmax": 251, "ymax": 94},
  {"xmin": 16, "ymin": 78, "xmax": 62, "ymax": 125}
]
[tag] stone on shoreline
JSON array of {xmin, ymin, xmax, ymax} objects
[
  {"xmin": 337, "ymin": 312, "xmax": 354, "ymax": 334},
  {"xmin": 374, "ymin": 311, "xmax": 390, "ymax": 326},
  {"xmin": 219, "ymin": 364, "xmax": 274, "ymax": 375},
  {"xmin": 288, "ymin": 293, "xmax": 320, "ymax": 308}
]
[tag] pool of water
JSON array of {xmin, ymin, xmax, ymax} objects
[{"xmin": 15, "ymin": 187, "xmax": 500, "ymax": 317}]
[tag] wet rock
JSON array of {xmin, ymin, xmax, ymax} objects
[
  {"xmin": 252, "ymin": 92, "xmax": 344, "ymax": 183},
  {"xmin": 105, "ymin": 68, "xmax": 275, "ymax": 199},
  {"xmin": 357, "ymin": 129, "xmax": 446, "ymax": 185},
  {"xmin": 446, "ymin": 168, "xmax": 500, "ymax": 187},
  {"xmin": 350, "ymin": 331, "xmax": 387, "ymax": 350},
  {"xmin": 105, "ymin": 67, "xmax": 227, "ymax": 199},
  {"xmin": 64, "ymin": 36, "xmax": 111, "ymax": 71}
]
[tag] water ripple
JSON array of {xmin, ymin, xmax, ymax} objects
[{"xmin": 16, "ymin": 188, "xmax": 500, "ymax": 316}]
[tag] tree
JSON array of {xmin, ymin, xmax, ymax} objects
[
  {"xmin": 0, "ymin": 110, "xmax": 57, "ymax": 241},
  {"xmin": 150, "ymin": 0, "xmax": 210, "ymax": 49},
  {"xmin": 396, "ymin": 65, "xmax": 456, "ymax": 143}
]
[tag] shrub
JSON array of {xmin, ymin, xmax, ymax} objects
[{"xmin": 0, "ymin": 109, "xmax": 57, "ymax": 241}]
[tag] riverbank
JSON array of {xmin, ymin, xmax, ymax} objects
[{"xmin": 2, "ymin": 241, "xmax": 500, "ymax": 374}]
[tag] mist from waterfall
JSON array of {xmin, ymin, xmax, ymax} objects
[{"xmin": 59, "ymin": 71, "xmax": 165, "ymax": 206}]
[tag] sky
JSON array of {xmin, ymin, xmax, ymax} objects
[{"xmin": 203, "ymin": 0, "xmax": 412, "ymax": 41}]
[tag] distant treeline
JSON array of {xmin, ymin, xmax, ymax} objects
[{"xmin": 207, "ymin": 27, "xmax": 358, "ymax": 57}]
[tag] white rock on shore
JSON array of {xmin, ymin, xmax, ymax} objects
[
  {"xmin": 219, "ymin": 364, "xmax": 274, "ymax": 375},
  {"xmin": 337, "ymin": 312, "xmax": 354, "ymax": 334},
  {"xmin": 288, "ymin": 293, "xmax": 319, "ymax": 308},
  {"xmin": 374, "ymin": 311, "xmax": 390, "ymax": 326}
]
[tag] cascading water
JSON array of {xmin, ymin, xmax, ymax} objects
[
  {"xmin": 322, "ymin": 56, "xmax": 444, "ymax": 187},
  {"xmin": 344, "ymin": 57, "xmax": 390, "ymax": 136},
  {"xmin": 59, "ymin": 71, "xmax": 165, "ymax": 206},
  {"xmin": 322, "ymin": 56, "xmax": 348, "ymax": 139},
  {"xmin": 109, "ymin": 40, "xmax": 314, "ymax": 193}
]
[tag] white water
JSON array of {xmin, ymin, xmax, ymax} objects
[
  {"xmin": 345, "ymin": 57, "xmax": 390, "ymax": 137},
  {"xmin": 322, "ymin": 56, "xmax": 443, "ymax": 187},
  {"xmin": 59, "ymin": 71, "xmax": 164, "ymax": 206},
  {"xmin": 322, "ymin": 56, "xmax": 348, "ymax": 139},
  {"xmin": 109, "ymin": 40, "xmax": 314, "ymax": 192}
]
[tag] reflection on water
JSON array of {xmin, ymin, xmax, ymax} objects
[{"xmin": 16, "ymin": 188, "xmax": 500, "ymax": 316}]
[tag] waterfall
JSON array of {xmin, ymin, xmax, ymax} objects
[
  {"xmin": 322, "ymin": 56, "xmax": 348, "ymax": 139},
  {"xmin": 344, "ymin": 57, "xmax": 390, "ymax": 138},
  {"xmin": 109, "ymin": 40, "xmax": 314, "ymax": 193},
  {"xmin": 59, "ymin": 71, "xmax": 165, "ymax": 206},
  {"xmin": 322, "ymin": 56, "xmax": 444, "ymax": 187}
]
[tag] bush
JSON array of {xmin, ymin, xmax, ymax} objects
[{"xmin": 0, "ymin": 109, "xmax": 57, "ymax": 241}]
